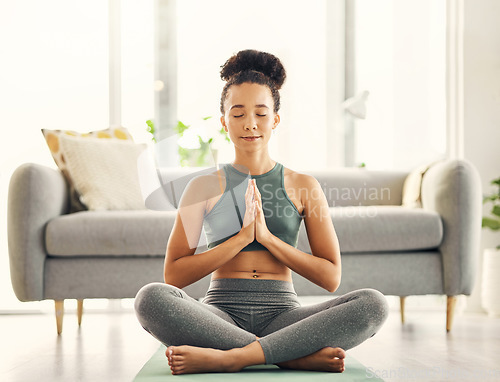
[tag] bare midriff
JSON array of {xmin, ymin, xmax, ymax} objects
[{"xmin": 212, "ymin": 249, "xmax": 292, "ymax": 281}]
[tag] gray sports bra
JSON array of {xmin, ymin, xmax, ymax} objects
[{"xmin": 203, "ymin": 162, "xmax": 303, "ymax": 251}]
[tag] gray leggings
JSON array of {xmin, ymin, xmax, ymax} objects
[{"xmin": 134, "ymin": 279, "xmax": 388, "ymax": 365}]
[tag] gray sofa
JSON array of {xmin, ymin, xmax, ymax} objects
[{"xmin": 7, "ymin": 159, "xmax": 482, "ymax": 334}]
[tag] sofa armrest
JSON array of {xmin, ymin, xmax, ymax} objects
[
  {"xmin": 8, "ymin": 163, "xmax": 69, "ymax": 301},
  {"xmin": 421, "ymin": 159, "xmax": 482, "ymax": 295}
]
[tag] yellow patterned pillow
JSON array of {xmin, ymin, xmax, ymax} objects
[{"xmin": 41, "ymin": 127, "xmax": 134, "ymax": 212}]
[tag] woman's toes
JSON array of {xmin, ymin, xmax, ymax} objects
[
  {"xmin": 330, "ymin": 358, "xmax": 345, "ymax": 372},
  {"xmin": 166, "ymin": 347, "xmax": 184, "ymax": 368},
  {"xmin": 334, "ymin": 347, "xmax": 346, "ymax": 359},
  {"xmin": 166, "ymin": 347, "xmax": 174, "ymax": 360},
  {"xmin": 170, "ymin": 364, "xmax": 180, "ymax": 371},
  {"xmin": 171, "ymin": 359, "xmax": 183, "ymax": 367},
  {"xmin": 331, "ymin": 358, "xmax": 344, "ymax": 366},
  {"xmin": 171, "ymin": 366, "xmax": 185, "ymax": 375},
  {"xmin": 323, "ymin": 347, "xmax": 344, "ymax": 359}
]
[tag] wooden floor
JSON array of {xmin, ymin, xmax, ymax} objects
[{"xmin": 1, "ymin": 300, "xmax": 499, "ymax": 382}]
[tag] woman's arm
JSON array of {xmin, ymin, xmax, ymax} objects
[
  {"xmin": 255, "ymin": 175, "xmax": 341, "ymax": 292},
  {"xmin": 164, "ymin": 176, "xmax": 255, "ymax": 288}
]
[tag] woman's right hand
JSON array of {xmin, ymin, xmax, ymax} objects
[{"xmin": 239, "ymin": 179, "xmax": 256, "ymax": 245}]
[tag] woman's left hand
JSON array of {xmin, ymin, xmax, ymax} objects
[{"xmin": 252, "ymin": 180, "xmax": 273, "ymax": 245}]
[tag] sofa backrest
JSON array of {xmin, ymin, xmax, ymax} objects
[
  {"xmin": 308, "ymin": 169, "xmax": 407, "ymax": 207},
  {"xmin": 157, "ymin": 165, "xmax": 408, "ymax": 208}
]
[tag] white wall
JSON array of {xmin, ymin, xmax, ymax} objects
[{"xmin": 463, "ymin": 0, "xmax": 500, "ymax": 312}]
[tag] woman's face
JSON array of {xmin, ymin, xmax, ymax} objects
[{"xmin": 220, "ymin": 82, "xmax": 280, "ymax": 151}]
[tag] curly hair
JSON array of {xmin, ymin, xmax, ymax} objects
[{"xmin": 220, "ymin": 50, "xmax": 286, "ymax": 114}]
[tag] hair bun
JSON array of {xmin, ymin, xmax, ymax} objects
[{"xmin": 220, "ymin": 49, "xmax": 286, "ymax": 89}]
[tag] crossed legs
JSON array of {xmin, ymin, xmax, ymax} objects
[{"xmin": 134, "ymin": 283, "xmax": 388, "ymax": 374}]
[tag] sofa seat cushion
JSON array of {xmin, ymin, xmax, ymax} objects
[
  {"xmin": 46, "ymin": 210, "xmax": 176, "ymax": 256},
  {"xmin": 298, "ymin": 205, "xmax": 443, "ymax": 254},
  {"xmin": 47, "ymin": 206, "xmax": 442, "ymax": 257},
  {"xmin": 333, "ymin": 205, "xmax": 443, "ymax": 252}
]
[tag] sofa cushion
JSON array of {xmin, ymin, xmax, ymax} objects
[
  {"xmin": 402, "ymin": 160, "xmax": 443, "ymax": 208},
  {"xmin": 46, "ymin": 210, "xmax": 176, "ymax": 256},
  {"xmin": 60, "ymin": 135, "xmax": 149, "ymax": 211},
  {"xmin": 297, "ymin": 205, "xmax": 443, "ymax": 253},
  {"xmin": 46, "ymin": 205, "xmax": 442, "ymax": 257},
  {"xmin": 41, "ymin": 127, "xmax": 134, "ymax": 212}
]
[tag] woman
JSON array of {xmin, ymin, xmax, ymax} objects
[{"xmin": 135, "ymin": 49, "xmax": 388, "ymax": 375}]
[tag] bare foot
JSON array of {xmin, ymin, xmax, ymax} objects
[
  {"xmin": 165, "ymin": 345, "xmax": 241, "ymax": 375},
  {"xmin": 277, "ymin": 347, "xmax": 346, "ymax": 372}
]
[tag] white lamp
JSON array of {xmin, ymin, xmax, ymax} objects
[{"xmin": 342, "ymin": 90, "xmax": 370, "ymax": 119}]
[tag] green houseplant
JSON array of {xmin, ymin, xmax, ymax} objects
[
  {"xmin": 146, "ymin": 120, "xmax": 157, "ymax": 143},
  {"xmin": 481, "ymin": 176, "xmax": 500, "ymax": 316},
  {"xmin": 146, "ymin": 117, "xmax": 230, "ymax": 167},
  {"xmin": 175, "ymin": 117, "xmax": 230, "ymax": 167},
  {"xmin": 482, "ymin": 176, "xmax": 500, "ymax": 247}
]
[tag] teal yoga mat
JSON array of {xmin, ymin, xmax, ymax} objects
[{"xmin": 134, "ymin": 345, "xmax": 384, "ymax": 381}]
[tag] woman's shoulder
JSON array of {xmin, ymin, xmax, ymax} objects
[
  {"xmin": 181, "ymin": 168, "xmax": 226, "ymax": 203},
  {"xmin": 192, "ymin": 167, "xmax": 226, "ymax": 188},
  {"xmin": 282, "ymin": 166, "xmax": 326, "ymax": 211},
  {"xmin": 283, "ymin": 165, "xmax": 320, "ymax": 190}
]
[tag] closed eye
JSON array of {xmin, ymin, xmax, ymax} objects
[
  {"xmin": 257, "ymin": 114, "xmax": 267, "ymax": 117},
  {"xmin": 233, "ymin": 115, "xmax": 244, "ymax": 118}
]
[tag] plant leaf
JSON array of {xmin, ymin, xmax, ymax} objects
[
  {"xmin": 203, "ymin": 116, "xmax": 212, "ymax": 121},
  {"xmin": 146, "ymin": 120, "xmax": 156, "ymax": 142},
  {"xmin": 219, "ymin": 127, "xmax": 231, "ymax": 142},
  {"xmin": 482, "ymin": 217, "xmax": 500, "ymax": 231},
  {"xmin": 483, "ymin": 194, "xmax": 498, "ymax": 204},
  {"xmin": 175, "ymin": 121, "xmax": 190, "ymax": 136},
  {"xmin": 493, "ymin": 205, "xmax": 500, "ymax": 217}
]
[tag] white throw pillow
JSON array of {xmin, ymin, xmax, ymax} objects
[
  {"xmin": 61, "ymin": 135, "xmax": 150, "ymax": 210},
  {"xmin": 402, "ymin": 160, "xmax": 443, "ymax": 208},
  {"xmin": 41, "ymin": 126, "xmax": 134, "ymax": 211},
  {"xmin": 402, "ymin": 164, "xmax": 429, "ymax": 208}
]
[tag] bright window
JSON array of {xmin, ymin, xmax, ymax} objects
[
  {"xmin": 352, "ymin": 0, "xmax": 446, "ymax": 170},
  {"xmin": 0, "ymin": 0, "xmax": 448, "ymax": 311},
  {"xmin": 0, "ymin": 1, "xmax": 109, "ymax": 311},
  {"xmin": 121, "ymin": 0, "xmax": 155, "ymax": 142}
]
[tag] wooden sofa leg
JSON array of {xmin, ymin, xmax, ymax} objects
[
  {"xmin": 55, "ymin": 300, "xmax": 64, "ymax": 335},
  {"xmin": 400, "ymin": 296, "xmax": 406, "ymax": 324},
  {"xmin": 77, "ymin": 299, "xmax": 84, "ymax": 326},
  {"xmin": 446, "ymin": 296, "xmax": 457, "ymax": 332}
]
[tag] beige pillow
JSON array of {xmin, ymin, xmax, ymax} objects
[
  {"xmin": 60, "ymin": 135, "xmax": 148, "ymax": 210},
  {"xmin": 42, "ymin": 127, "xmax": 134, "ymax": 211},
  {"xmin": 402, "ymin": 161, "xmax": 442, "ymax": 208}
]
